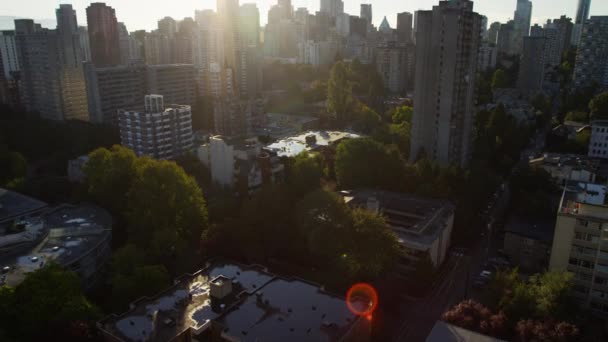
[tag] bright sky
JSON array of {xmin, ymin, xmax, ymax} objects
[{"xmin": 1, "ymin": 0, "xmax": 606, "ymax": 31}]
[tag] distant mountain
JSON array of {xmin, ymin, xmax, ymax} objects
[{"xmin": 0, "ymin": 16, "xmax": 56, "ymax": 30}]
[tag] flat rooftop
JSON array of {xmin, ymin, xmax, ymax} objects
[
  {"xmin": 564, "ymin": 182, "xmax": 607, "ymax": 206},
  {"xmin": 340, "ymin": 189, "xmax": 454, "ymax": 250},
  {"xmin": 0, "ymin": 188, "xmax": 48, "ymax": 224},
  {"xmin": 99, "ymin": 261, "xmax": 364, "ymax": 342},
  {"xmin": 265, "ymin": 131, "xmax": 361, "ymax": 158},
  {"xmin": 559, "ymin": 181, "xmax": 608, "ymax": 216},
  {"xmin": 0, "ymin": 205, "xmax": 112, "ymax": 287},
  {"xmin": 504, "ymin": 218, "xmax": 555, "ymax": 244},
  {"xmin": 529, "ymin": 153, "xmax": 600, "ymax": 170}
]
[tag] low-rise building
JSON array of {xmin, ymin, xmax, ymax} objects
[
  {"xmin": 197, "ymin": 136, "xmax": 284, "ymax": 194},
  {"xmin": 589, "ymin": 120, "xmax": 608, "ymax": 159},
  {"xmin": 503, "ymin": 219, "xmax": 554, "ymax": 273},
  {"xmin": 119, "ymin": 95, "xmax": 193, "ymax": 160},
  {"xmin": 549, "ymin": 182, "xmax": 608, "ymax": 316},
  {"xmin": 340, "ymin": 189, "xmax": 454, "ymax": 272},
  {"xmin": 528, "ymin": 153, "xmax": 599, "ymax": 185},
  {"xmin": 0, "ymin": 188, "xmax": 48, "ymax": 225},
  {"xmin": 97, "ymin": 261, "xmax": 371, "ymax": 342},
  {"xmin": 0, "ymin": 191, "xmax": 112, "ymax": 289}
]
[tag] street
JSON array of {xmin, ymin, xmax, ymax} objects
[{"xmin": 389, "ymin": 126, "xmax": 548, "ymax": 341}]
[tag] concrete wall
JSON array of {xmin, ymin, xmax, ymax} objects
[{"xmin": 549, "ymin": 215, "xmax": 576, "ymax": 272}]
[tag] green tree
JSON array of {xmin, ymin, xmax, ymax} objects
[
  {"xmin": 0, "ymin": 264, "xmax": 100, "ymax": 341},
  {"xmin": 176, "ymin": 152, "xmax": 212, "ymax": 189},
  {"xmin": 335, "ymin": 138, "xmax": 404, "ymax": 189},
  {"xmin": 347, "ymin": 208, "xmax": 400, "ymax": 278},
  {"xmin": 84, "ymin": 145, "xmax": 137, "ymax": 216},
  {"xmin": 0, "ymin": 147, "xmax": 26, "ymax": 187},
  {"xmin": 589, "ymin": 91, "xmax": 608, "ymax": 120},
  {"xmin": 126, "ymin": 158, "xmax": 209, "ymax": 273},
  {"xmin": 110, "ymin": 245, "xmax": 170, "ymax": 309},
  {"xmin": 352, "ymin": 103, "xmax": 382, "ymax": 134},
  {"xmin": 295, "ymin": 190, "xmax": 352, "ymax": 262},
  {"xmin": 390, "ymin": 105, "xmax": 413, "ymax": 124},
  {"xmin": 564, "ymin": 111, "xmax": 589, "ymax": 123},
  {"xmin": 327, "ymin": 61, "xmax": 353, "ymax": 125},
  {"xmin": 287, "ymin": 152, "xmax": 323, "ymax": 198},
  {"xmin": 491, "ymin": 69, "xmax": 507, "ymax": 90}
]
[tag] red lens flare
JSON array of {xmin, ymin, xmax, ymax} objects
[{"xmin": 346, "ymin": 283, "xmax": 378, "ymax": 317}]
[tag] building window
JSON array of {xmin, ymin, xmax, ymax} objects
[{"xmin": 577, "ymin": 219, "xmax": 589, "ymax": 227}]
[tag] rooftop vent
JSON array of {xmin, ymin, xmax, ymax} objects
[{"xmin": 210, "ymin": 275, "xmax": 232, "ymax": 299}]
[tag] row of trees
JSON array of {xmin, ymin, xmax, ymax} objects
[
  {"xmin": 83, "ymin": 145, "xmax": 209, "ymax": 310},
  {"xmin": 443, "ymin": 270, "xmax": 579, "ymax": 340}
]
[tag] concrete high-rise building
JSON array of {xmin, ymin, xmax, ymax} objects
[
  {"xmin": 410, "ymin": 0, "xmax": 481, "ymax": 167},
  {"xmin": 573, "ymin": 16, "xmax": 608, "ymax": 89},
  {"xmin": 117, "ymin": 22, "xmax": 131, "ymax": 65},
  {"xmin": 517, "ymin": 36, "xmax": 546, "ymax": 93},
  {"xmin": 397, "ymin": 12, "xmax": 413, "ymax": 44},
  {"xmin": 478, "ymin": 43, "xmax": 498, "ymax": 71},
  {"xmin": 239, "ymin": 3, "xmax": 260, "ymax": 47},
  {"xmin": 0, "ymin": 30, "xmax": 19, "ymax": 106},
  {"xmin": 573, "ymin": 0, "xmax": 591, "ymax": 46},
  {"xmin": 217, "ymin": 0, "xmax": 244, "ymax": 96},
  {"xmin": 86, "ymin": 2, "xmax": 120, "ymax": 67},
  {"xmin": 84, "ymin": 62, "xmax": 147, "ymax": 124},
  {"xmin": 375, "ymin": 42, "xmax": 413, "ymax": 94},
  {"xmin": 158, "ymin": 17, "xmax": 177, "ymax": 38},
  {"xmin": 487, "ymin": 22, "xmax": 501, "ymax": 44},
  {"xmin": 78, "ymin": 26, "xmax": 91, "ymax": 62},
  {"xmin": 143, "ymin": 31, "xmax": 171, "ymax": 65},
  {"xmin": 320, "ymin": 0, "xmax": 344, "ymax": 18},
  {"xmin": 16, "ymin": 9, "xmax": 89, "ymax": 121},
  {"xmin": 513, "ymin": 0, "xmax": 533, "ymax": 54},
  {"xmin": 543, "ymin": 16, "xmax": 573, "ymax": 67},
  {"xmin": 360, "ymin": 4, "xmax": 372, "ymax": 26},
  {"xmin": 14, "ymin": 19, "xmax": 36, "ymax": 35},
  {"xmin": 497, "ymin": 20, "xmax": 516, "ymax": 55},
  {"xmin": 575, "ymin": 0, "xmax": 591, "ymax": 25},
  {"xmin": 530, "ymin": 23, "xmax": 544, "ymax": 37},
  {"xmin": 146, "ymin": 64, "xmax": 196, "ymax": 107},
  {"xmin": 55, "ymin": 4, "xmax": 90, "ymax": 121},
  {"xmin": 0, "ymin": 31, "xmax": 19, "ymax": 81},
  {"xmin": 480, "ymin": 15, "xmax": 488, "ymax": 40},
  {"xmin": 119, "ymin": 95, "xmax": 193, "ymax": 160},
  {"xmin": 549, "ymin": 181, "xmax": 608, "ymax": 316}
]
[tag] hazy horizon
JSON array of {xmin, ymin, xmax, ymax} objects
[{"xmin": 0, "ymin": 0, "xmax": 606, "ymax": 32}]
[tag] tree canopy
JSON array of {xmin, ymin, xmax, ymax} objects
[
  {"xmin": 491, "ymin": 69, "xmax": 507, "ymax": 90},
  {"xmin": 589, "ymin": 91, "xmax": 608, "ymax": 120},
  {"xmin": 327, "ymin": 61, "xmax": 353, "ymax": 125},
  {"xmin": 84, "ymin": 145, "xmax": 209, "ymax": 308},
  {"xmin": 0, "ymin": 264, "xmax": 100, "ymax": 341},
  {"xmin": 286, "ymin": 151, "xmax": 323, "ymax": 198},
  {"xmin": 335, "ymin": 137, "xmax": 404, "ymax": 189}
]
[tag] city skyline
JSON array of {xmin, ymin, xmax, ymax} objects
[{"xmin": 0, "ymin": 0, "xmax": 606, "ymax": 32}]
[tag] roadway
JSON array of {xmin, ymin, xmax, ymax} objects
[{"xmin": 390, "ymin": 125, "xmax": 549, "ymax": 341}]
